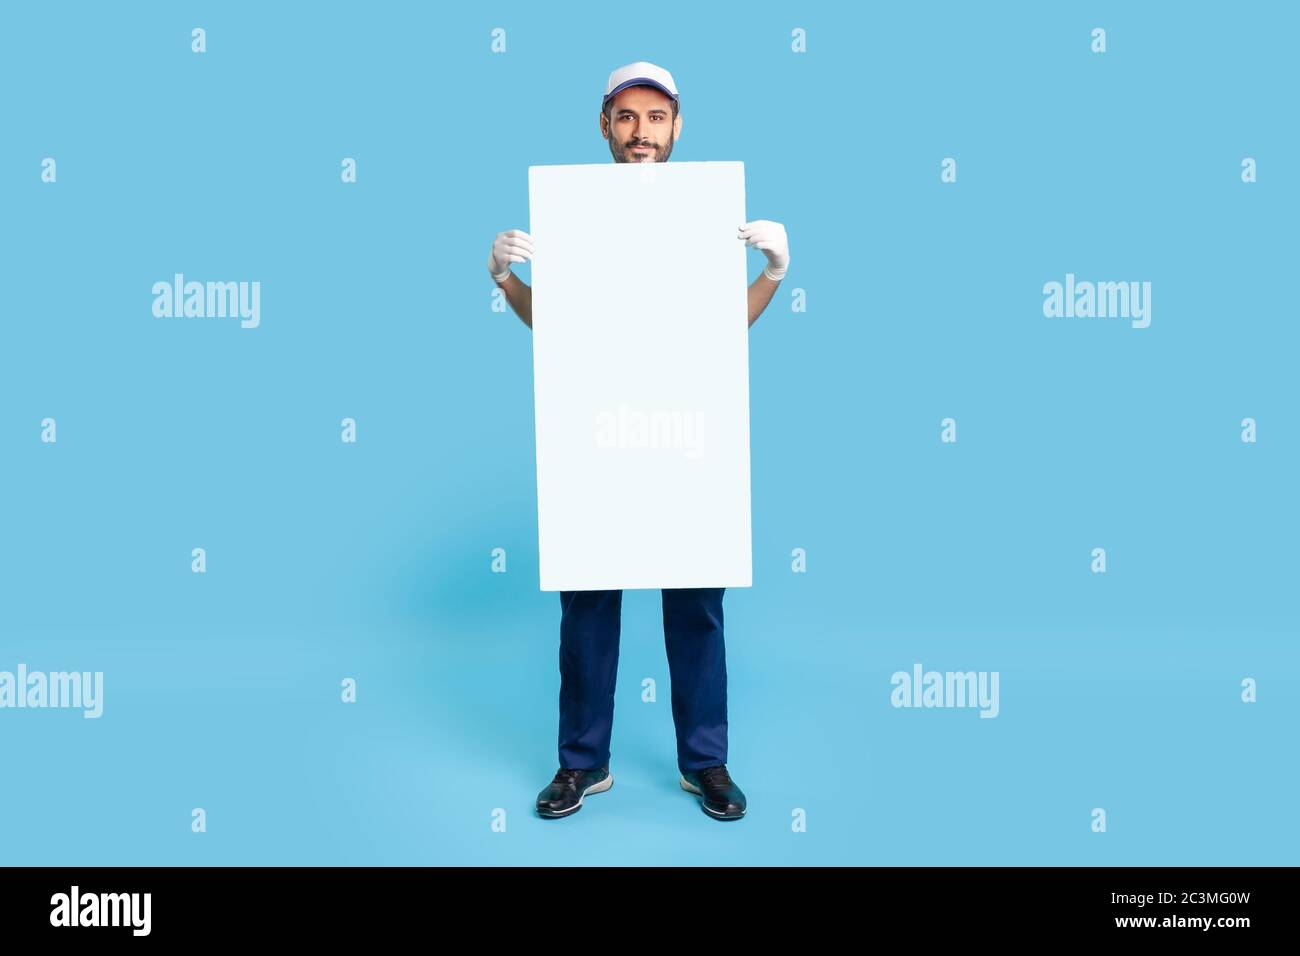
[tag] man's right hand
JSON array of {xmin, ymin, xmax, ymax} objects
[{"xmin": 488, "ymin": 229, "xmax": 534, "ymax": 283}]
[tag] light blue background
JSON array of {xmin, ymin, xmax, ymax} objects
[{"xmin": 1, "ymin": 1, "xmax": 1295, "ymax": 865}]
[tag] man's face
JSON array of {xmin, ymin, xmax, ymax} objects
[{"xmin": 599, "ymin": 85, "xmax": 682, "ymax": 163}]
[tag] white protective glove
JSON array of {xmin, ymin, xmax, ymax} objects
[
  {"xmin": 488, "ymin": 229, "xmax": 534, "ymax": 283},
  {"xmin": 738, "ymin": 220, "xmax": 789, "ymax": 281}
]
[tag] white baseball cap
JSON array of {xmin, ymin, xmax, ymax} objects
[{"xmin": 603, "ymin": 61, "xmax": 679, "ymax": 109}]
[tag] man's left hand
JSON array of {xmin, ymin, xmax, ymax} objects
[{"xmin": 738, "ymin": 220, "xmax": 789, "ymax": 281}]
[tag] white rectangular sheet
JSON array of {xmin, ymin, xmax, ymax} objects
[{"xmin": 528, "ymin": 161, "xmax": 752, "ymax": 591}]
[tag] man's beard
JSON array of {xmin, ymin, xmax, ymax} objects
[{"xmin": 610, "ymin": 134, "xmax": 674, "ymax": 163}]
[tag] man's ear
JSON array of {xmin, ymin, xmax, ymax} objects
[
  {"xmin": 599, "ymin": 111, "xmax": 610, "ymax": 140},
  {"xmin": 673, "ymin": 114, "xmax": 683, "ymax": 142}
]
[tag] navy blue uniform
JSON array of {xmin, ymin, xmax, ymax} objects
[{"xmin": 557, "ymin": 587, "xmax": 727, "ymax": 773}]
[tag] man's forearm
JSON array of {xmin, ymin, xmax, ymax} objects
[
  {"xmin": 497, "ymin": 272, "xmax": 533, "ymax": 328},
  {"xmin": 747, "ymin": 271, "xmax": 780, "ymax": 327}
]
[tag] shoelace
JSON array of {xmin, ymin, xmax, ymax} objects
[
  {"xmin": 554, "ymin": 768, "xmax": 587, "ymax": 788},
  {"xmin": 698, "ymin": 765, "xmax": 731, "ymax": 787}
]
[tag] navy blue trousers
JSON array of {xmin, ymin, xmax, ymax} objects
[{"xmin": 558, "ymin": 587, "xmax": 727, "ymax": 774}]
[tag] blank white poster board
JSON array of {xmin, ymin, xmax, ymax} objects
[{"xmin": 528, "ymin": 161, "xmax": 752, "ymax": 591}]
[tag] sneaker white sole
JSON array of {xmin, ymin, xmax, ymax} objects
[
  {"xmin": 679, "ymin": 775, "xmax": 746, "ymax": 817},
  {"xmin": 537, "ymin": 773, "xmax": 613, "ymax": 817}
]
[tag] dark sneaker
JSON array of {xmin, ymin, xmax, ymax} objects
[
  {"xmin": 535, "ymin": 766, "xmax": 613, "ymax": 818},
  {"xmin": 680, "ymin": 764, "xmax": 747, "ymax": 820}
]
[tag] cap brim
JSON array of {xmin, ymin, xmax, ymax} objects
[{"xmin": 603, "ymin": 78, "xmax": 679, "ymax": 106}]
